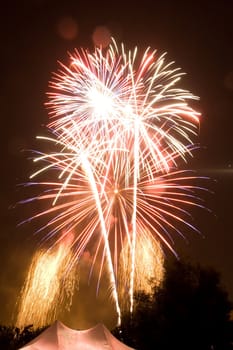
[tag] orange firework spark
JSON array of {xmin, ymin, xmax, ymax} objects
[
  {"xmin": 118, "ymin": 226, "xmax": 164, "ymax": 311},
  {"xmin": 16, "ymin": 232, "xmax": 77, "ymax": 329}
]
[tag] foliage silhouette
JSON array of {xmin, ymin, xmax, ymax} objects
[
  {"xmin": 0, "ymin": 324, "xmax": 47, "ymax": 350},
  {"xmin": 117, "ymin": 258, "xmax": 233, "ymax": 350}
]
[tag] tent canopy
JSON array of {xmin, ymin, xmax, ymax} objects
[{"xmin": 19, "ymin": 320, "xmax": 135, "ymax": 350}]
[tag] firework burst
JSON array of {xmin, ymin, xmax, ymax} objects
[{"xmin": 17, "ymin": 38, "xmax": 207, "ymax": 326}]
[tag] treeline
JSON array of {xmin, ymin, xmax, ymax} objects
[
  {"xmin": 1, "ymin": 258, "xmax": 233, "ymax": 349},
  {"xmin": 0, "ymin": 324, "xmax": 47, "ymax": 349},
  {"xmin": 116, "ymin": 259, "xmax": 233, "ymax": 350}
]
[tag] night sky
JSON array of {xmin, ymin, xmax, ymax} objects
[{"xmin": 1, "ymin": 0, "xmax": 233, "ymax": 328}]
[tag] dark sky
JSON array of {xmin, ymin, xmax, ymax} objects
[{"xmin": 1, "ymin": 0, "xmax": 233, "ymax": 328}]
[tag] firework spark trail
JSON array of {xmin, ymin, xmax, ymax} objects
[
  {"xmin": 18, "ymin": 38, "xmax": 206, "ymax": 323},
  {"xmin": 16, "ymin": 233, "xmax": 77, "ymax": 329},
  {"xmin": 80, "ymin": 154, "xmax": 121, "ymax": 325},
  {"xmin": 118, "ymin": 226, "xmax": 164, "ymax": 311}
]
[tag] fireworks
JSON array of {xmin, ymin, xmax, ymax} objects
[
  {"xmin": 18, "ymin": 38, "xmax": 206, "ymax": 326},
  {"xmin": 16, "ymin": 231, "xmax": 77, "ymax": 329},
  {"xmin": 118, "ymin": 227, "xmax": 164, "ymax": 311}
]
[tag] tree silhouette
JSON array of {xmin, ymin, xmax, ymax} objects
[
  {"xmin": 118, "ymin": 258, "xmax": 233, "ymax": 350},
  {"xmin": 0, "ymin": 325, "xmax": 47, "ymax": 350}
]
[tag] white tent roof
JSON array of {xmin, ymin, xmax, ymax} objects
[{"xmin": 19, "ymin": 320, "xmax": 135, "ymax": 350}]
